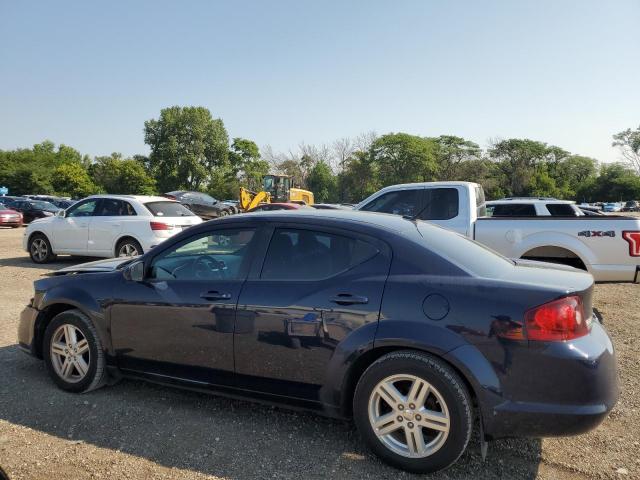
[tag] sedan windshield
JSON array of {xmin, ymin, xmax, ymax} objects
[{"xmin": 30, "ymin": 201, "xmax": 58, "ymax": 211}]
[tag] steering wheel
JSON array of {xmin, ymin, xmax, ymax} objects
[{"xmin": 192, "ymin": 255, "xmax": 227, "ymax": 279}]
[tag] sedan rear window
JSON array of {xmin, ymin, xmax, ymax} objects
[{"xmin": 145, "ymin": 201, "xmax": 195, "ymax": 217}]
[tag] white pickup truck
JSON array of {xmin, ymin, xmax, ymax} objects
[{"xmin": 355, "ymin": 181, "xmax": 640, "ymax": 282}]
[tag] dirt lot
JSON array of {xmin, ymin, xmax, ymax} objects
[{"xmin": 0, "ymin": 226, "xmax": 638, "ymax": 480}]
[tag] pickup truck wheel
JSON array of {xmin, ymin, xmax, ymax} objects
[
  {"xmin": 353, "ymin": 351, "xmax": 472, "ymax": 473},
  {"xmin": 43, "ymin": 309, "xmax": 107, "ymax": 393},
  {"xmin": 28, "ymin": 233, "xmax": 57, "ymax": 263}
]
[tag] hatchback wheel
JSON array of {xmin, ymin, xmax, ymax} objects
[
  {"xmin": 28, "ymin": 233, "xmax": 56, "ymax": 263},
  {"xmin": 353, "ymin": 351, "xmax": 472, "ymax": 473},
  {"xmin": 116, "ymin": 238, "xmax": 143, "ymax": 258},
  {"xmin": 43, "ymin": 309, "xmax": 107, "ymax": 393}
]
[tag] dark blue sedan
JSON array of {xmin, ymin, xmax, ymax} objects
[{"xmin": 17, "ymin": 210, "xmax": 618, "ymax": 473}]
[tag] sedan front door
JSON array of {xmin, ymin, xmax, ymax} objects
[{"xmin": 110, "ymin": 225, "xmax": 261, "ymax": 385}]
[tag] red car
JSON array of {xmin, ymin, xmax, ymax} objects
[
  {"xmin": 247, "ymin": 202, "xmax": 309, "ymax": 212},
  {"xmin": 0, "ymin": 203, "xmax": 23, "ymax": 227}
]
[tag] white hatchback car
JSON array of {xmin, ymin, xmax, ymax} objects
[{"xmin": 23, "ymin": 195, "xmax": 203, "ymax": 263}]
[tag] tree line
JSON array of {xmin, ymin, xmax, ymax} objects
[{"xmin": 1, "ymin": 105, "xmax": 639, "ymax": 203}]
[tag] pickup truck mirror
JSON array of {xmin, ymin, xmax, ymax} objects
[{"xmin": 124, "ymin": 260, "xmax": 145, "ymax": 282}]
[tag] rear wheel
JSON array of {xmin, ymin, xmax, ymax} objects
[
  {"xmin": 353, "ymin": 351, "xmax": 472, "ymax": 473},
  {"xmin": 28, "ymin": 233, "xmax": 56, "ymax": 263},
  {"xmin": 43, "ymin": 309, "xmax": 107, "ymax": 393},
  {"xmin": 116, "ymin": 238, "xmax": 143, "ymax": 258}
]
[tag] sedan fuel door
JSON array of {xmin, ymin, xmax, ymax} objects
[
  {"xmin": 233, "ymin": 225, "xmax": 392, "ymax": 402},
  {"xmin": 110, "ymin": 225, "xmax": 261, "ymax": 385}
]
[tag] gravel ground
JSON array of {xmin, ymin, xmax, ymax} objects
[{"xmin": 0, "ymin": 226, "xmax": 638, "ymax": 480}]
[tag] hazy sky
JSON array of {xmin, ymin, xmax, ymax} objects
[{"xmin": 1, "ymin": 0, "xmax": 638, "ymax": 162}]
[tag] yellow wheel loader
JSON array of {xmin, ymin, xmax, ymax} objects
[{"xmin": 239, "ymin": 175, "xmax": 314, "ymax": 211}]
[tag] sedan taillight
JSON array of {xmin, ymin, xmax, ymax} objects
[
  {"xmin": 150, "ymin": 221, "xmax": 173, "ymax": 231},
  {"xmin": 524, "ymin": 295, "xmax": 588, "ymax": 341},
  {"xmin": 496, "ymin": 295, "xmax": 589, "ymax": 342},
  {"xmin": 622, "ymin": 231, "xmax": 640, "ymax": 256}
]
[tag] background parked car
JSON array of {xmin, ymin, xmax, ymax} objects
[
  {"xmin": 9, "ymin": 199, "xmax": 61, "ymax": 223},
  {"xmin": 485, "ymin": 198, "xmax": 583, "ymax": 217},
  {"xmin": 622, "ymin": 200, "xmax": 639, "ymax": 212},
  {"xmin": 23, "ymin": 195, "xmax": 202, "ymax": 263},
  {"xmin": 603, "ymin": 202, "xmax": 622, "ymax": 213},
  {"xmin": 311, "ymin": 203, "xmax": 353, "ymax": 210},
  {"xmin": 0, "ymin": 202, "xmax": 23, "ymax": 227},
  {"xmin": 247, "ymin": 202, "xmax": 309, "ymax": 212},
  {"xmin": 164, "ymin": 191, "xmax": 235, "ymax": 219}
]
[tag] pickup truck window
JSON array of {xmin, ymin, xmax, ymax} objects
[
  {"xmin": 360, "ymin": 189, "xmax": 421, "ymax": 217},
  {"xmin": 360, "ymin": 188, "xmax": 459, "ymax": 220},
  {"xmin": 546, "ymin": 203, "xmax": 579, "ymax": 216},
  {"xmin": 490, "ymin": 204, "xmax": 536, "ymax": 217},
  {"xmin": 418, "ymin": 188, "xmax": 459, "ymax": 220}
]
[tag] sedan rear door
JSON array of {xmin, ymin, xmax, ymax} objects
[{"xmin": 233, "ymin": 224, "xmax": 392, "ymax": 402}]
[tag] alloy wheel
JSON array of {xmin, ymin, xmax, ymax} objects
[
  {"xmin": 368, "ymin": 374, "xmax": 450, "ymax": 458},
  {"xmin": 50, "ymin": 324, "xmax": 91, "ymax": 383},
  {"xmin": 30, "ymin": 238, "xmax": 48, "ymax": 262},
  {"xmin": 118, "ymin": 243, "xmax": 139, "ymax": 257}
]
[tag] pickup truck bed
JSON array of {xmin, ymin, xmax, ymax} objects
[
  {"xmin": 355, "ymin": 182, "xmax": 640, "ymax": 282},
  {"xmin": 475, "ymin": 216, "xmax": 640, "ymax": 282}
]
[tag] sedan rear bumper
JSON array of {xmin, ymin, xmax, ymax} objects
[{"xmin": 449, "ymin": 321, "xmax": 619, "ymax": 440}]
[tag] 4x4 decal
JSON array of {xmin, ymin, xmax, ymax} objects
[{"xmin": 578, "ymin": 230, "xmax": 615, "ymax": 238}]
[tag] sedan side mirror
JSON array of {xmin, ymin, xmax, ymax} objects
[
  {"xmin": 124, "ymin": 260, "xmax": 145, "ymax": 282},
  {"xmin": 56, "ymin": 210, "xmax": 66, "ymax": 218}
]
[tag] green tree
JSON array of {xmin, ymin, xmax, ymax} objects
[
  {"xmin": 370, "ymin": 133, "xmax": 438, "ymax": 186},
  {"xmin": 489, "ymin": 139, "xmax": 550, "ymax": 196},
  {"xmin": 612, "ymin": 125, "xmax": 640, "ymax": 174},
  {"xmin": 228, "ymin": 138, "xmax": 268, "ymax": 191},
  {"xmin": 144, "ymin": 106, "xmax": 229, "ymax": 192},
  {"xmin": 575, "ymin": 163, "xmax": 640, "ymax": 202},
  {"xmin": 337, "ymin": 150, "xmax": 380, "ymax": 203},
  {"xmin": 430, "ymin": 135, "xmax": 481, "ymax": 180},
  {"xmin": 51, "ymin": 163, "xmax": 99, "ymax": 198},
  {"xmin": 307, "ymin": 161, "xmax": 337, "ymax": 203},
  {"xmin": 90, "ymin": 153, "xmax": 156, "ymax": 195},
  {"xmin": 0, "ymin": 141, "xmax": 90, "ymax": 195}
]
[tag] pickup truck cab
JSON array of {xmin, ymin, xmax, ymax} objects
[{"xmin": 355, "ymin": 182, "xmax": 640, "ymax": 282}]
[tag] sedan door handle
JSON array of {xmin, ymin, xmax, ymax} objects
[
  {"xmin": 200, "ymin": 291, "xmax": 232, "ymax": 301},
  {"xmin": 330, "ymin": 294, "xmax": 369, "ymax": 306}
]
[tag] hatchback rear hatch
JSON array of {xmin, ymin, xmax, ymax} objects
[{"xmin": 143, "ymin": 201, "xmax": 202, "ymax": 232}]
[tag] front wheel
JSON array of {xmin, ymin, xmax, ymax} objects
[
  {"xmin": 353, "ymin": 351, "xmax": 472, "ymax": 473},
  {"xmin": 43, "ymin": 309, "xmax": 107, "ymax": 393},
  {"xmin": 28, "ymin": 233, "xmax": 57, "ymax": 263}
]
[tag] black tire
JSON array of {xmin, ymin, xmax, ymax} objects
[
  {"xmin": 28, "ymin": 233, "xmax": 57, "ymax": 264},
  {"xmin": 115, "ymin": 238, "xmax": 143, "ymax": 258},
  {"xmin": 219, "ymin": 209, "xmax": 228, "ymax": 217},
  {"xmin": 353, "ymin": 351, "xmax": 472, "ymax": 473},
  {"xmin": 43, "ymin": 309, "xmax": 107, "ymax": 393}
]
